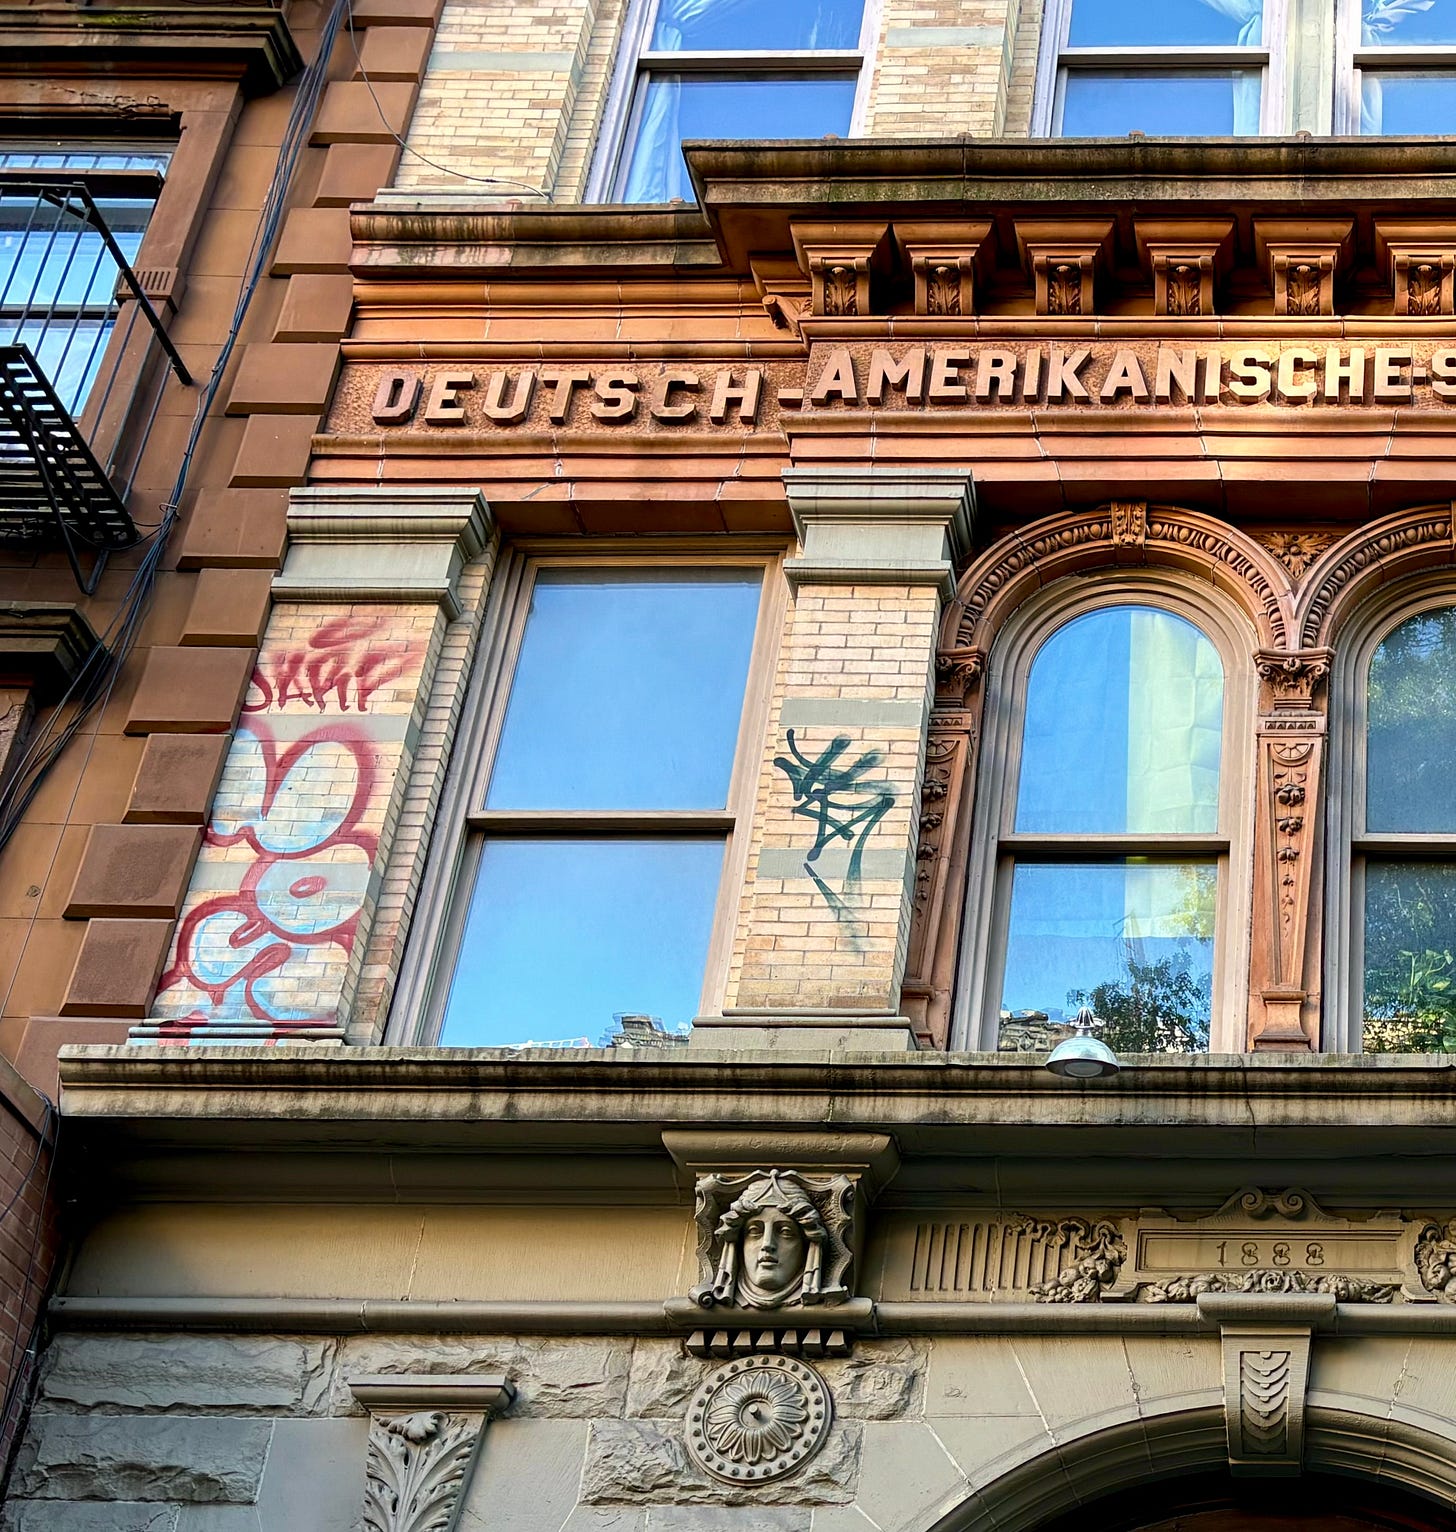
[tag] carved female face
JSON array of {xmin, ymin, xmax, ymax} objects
[{"xmin": 742, "ymin": 1211, "xmax": 807, "ymax": 1287}]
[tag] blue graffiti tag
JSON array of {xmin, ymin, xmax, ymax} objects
[{"xmin": 772, "ymin": 729, "xmax": 895, "ymax": 943}]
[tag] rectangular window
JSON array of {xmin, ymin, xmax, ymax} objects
[
  {"xmin": 1035, "ymin": 0, "xmax": 1281, "ymax": 136},
  {"xmin": 595, "ymin": 0, "xmax": 869, "ymax": 203},
  {"xmin": 435, "ymin": 564, "xmax": 769, "ymax": 1048},
  {"xmin": 0, "ymin": 149, "xmax": 167, "ymax": 415},
  {"xmin": 1340, "ymin": 0, "xmax": 1456, "ymax": 133}
]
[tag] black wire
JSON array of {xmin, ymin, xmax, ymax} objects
[{"xmin": 0, "ymin": 0, "xmax": 351, "ymax": 855}]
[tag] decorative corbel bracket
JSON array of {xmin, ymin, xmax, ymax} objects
[
  {"xmin": 1373, "ymin": 222, "xmax": 1456, "ymax": 316},
  {"xmin": 791, "ymin": 221, "xmax": 891, "ymax": 317},
  {"xmin": 1199, "ymin": 1296, "xmax": 1319, "ymax": 1477},
  {"xmin": 894, "ymin": 221, "xmax": 993, "ymax": 317},
  {"xmin": 1254, "ymin": 220, "xmax": 1353, "ymax": 318},
  {"xmin": 350, "ymin": 1374, "xmax": 515, "ymax": 1532},
  {"xmin": 662, "ymin": 1130, "xmax": 898, "ymax": 1353},
  {"xmin": 1014, "ymin": 219, "xmax": 1113, "ymax": 317},
  {"xmin": 1134, "ymin": 218, "xmax": 1234, "ymax": 317}
]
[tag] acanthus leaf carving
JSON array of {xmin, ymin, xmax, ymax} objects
[
  {"xmin": 363, "ymin": 1411, "xmax": 484, "ymax": 1532},
  {"xmin": 1046, "ymin": 261, "xmax": 1081, "ymax": 315},
  {"xmin": 1256, "ymin": 530, "xmax": 1337, "ymax": 579},
  {"xmin": 1110, "ymin": 501, "xmax": 1147, "ymax": 549},
  {"xmin": 1166, "ymin": 261, "xmax": 1202, "ymax": 316}
]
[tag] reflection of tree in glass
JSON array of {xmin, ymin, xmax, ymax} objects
[
  {"xmin": 1069, "ymin": 942, "xmax": 1211, "ymax": 1054},
  {"xmin": 1368, "ymin": 607, "xmax": 1456, "ymax": 832},
  {"xmin": 1364, "ymin": 864, "xmax": 1456, "ymax": 1053}
]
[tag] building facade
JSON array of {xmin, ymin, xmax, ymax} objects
[{"xmin": 8, "ymin": 1, "xmax": 1456, "ymax": 1530}]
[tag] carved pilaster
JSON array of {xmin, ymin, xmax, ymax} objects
[
  {"xmin": 1249, "ymin": 650, "xmax": 1332, "ymax": 1051},
  {"xmin": 351, "ymin": 1375, "xmax": 515, "ymax": 1532},
  {"xmin": 896, "ymin": 221, "xmax": 992, "ymax": 317},
  {"xmin": 1374, "ymin": 223, "xmax": 1456, "ymax": 316},
  {"xmin": 1255, "ymin": 220, "xmax": 1352, "ymax": 318},
  {"xmin": 904, "ymin": 648, "xmax": 985, "ymax": 1047},
  {"xmin": 792, "ymin": 222, "xmax": 889, "ymax": 317},
  {"xmin": 1015, "ymin": 220, "xmax": 1112, "ymax": 318}
]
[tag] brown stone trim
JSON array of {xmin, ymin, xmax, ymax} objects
[
  {"xmin": 0, "ymin": 604, "xmax": 98, "ymax": 699},
  {"xmin": 64, "ymin": 824, "xmax": 203, "ymax": 919},
  {"xmin": 124, "ymin": 646, "xmax": 254, "ymax": 734},
  {"xmin": 0, "ymin": 6, "xmax": 303, "ymax": 95},
  {"xmin": 60, "ymin": 919, "xmax": 174, "ymax": 1017},
  {"xmin": 124, "ymin": 734, "xmax": 230, "ymax": 825}
]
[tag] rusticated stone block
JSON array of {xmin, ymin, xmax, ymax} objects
[
  {"xmin": 225, "ymin": 343, "xmax": 341, "ymax": 416},
  {"xmin": 125, "ymin": 647, "xmax": 253, "ymax": 735},
  {"xmin": 580, "ymin": 1418, "xmax": 860, "ymax": 1506},
  {"xmin": 13, "ymin": 1414, "xmax": 270, "ymax": 1502},
  {"xmin": 181, "ymin": 568, "xmax": 273, "ymax": 648},
  {"xmin": 271, "ymin": 207, "xmax": 352, "ymax": 276},
  {"xmin": 65, "ymin": 825, "xmax": 202, "ymax": 919},
  {"xmin": 0, "ymin": 1503, "xmax": 179, "ymax": 1531},
  {"xmin": 125, "ymin": 734, "xmax": 229, "ymax": 825},
  {"xmin": 40, "ymin": 1334, "xmax": 331, "ymax": 1414},
  {"xmin": 60, "ymin": 919, "xmax": 173, "ymax": 1016},
  {"xmin": 331, "ymin": 1336, "xmax": 631, "ymax": 1419},
  {"xmin": 229, "ymin": 414, "xmax": 318, "ymax": 487},
  {"xmin": 624, "ymin": 1339, "xmax": 923, "ymax": 1422},
  {"xmin": 177, "ymin": 489, "xmax": 288, "ymax": 570}
]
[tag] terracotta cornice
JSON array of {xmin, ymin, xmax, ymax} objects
[{"xmin": 0, "ymin": 6, "xmax": 304, "ymax": 94}]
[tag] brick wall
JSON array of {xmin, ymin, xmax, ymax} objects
[
  {"xmin": 393, "ymin": 0, "xmax": 1033, "ymax": 201},
  {"xmin": 726, "ymin": 582, "xmax": 939, "ymax": 1015},
  {"xmin": 0, "ymin": 1059, "xmax": 55, "ymax": 1479}
]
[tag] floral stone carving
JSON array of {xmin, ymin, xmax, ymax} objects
[
  {"xmin": 1027, "ymin": 1219, "xmax": 1128, "ymax": 1302},
  {"xmin": 1142, "ymin": 1270, "xmax": 1397, "ymax": 1303},
  {"xmin": 691, "ymin": 1169, "xmax": 856, "ymax": 1311},
  {"xmin": 684, "ymin": 1354, "xmax": 833, "ymax": 1484},
  {"xmin": 363, "ymin": 1411, "xmax": 483, "ymax": 1532},
  {"xmin": 1416, "ymin": 1218, "xmax": 1456, "ymax": 1299}
]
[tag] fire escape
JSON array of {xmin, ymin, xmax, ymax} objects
[{"xmin": 0, "ymin": 168, "xmax": 192, "ymax": 592}]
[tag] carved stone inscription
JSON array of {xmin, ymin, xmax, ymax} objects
[
  {"xmin": 880, "ymin": 1189, "xmax": 1443, "ymax": 1303},
  {"xmin": 328, "ymin": 340, "xmax": 1456, "ymax": 437}
]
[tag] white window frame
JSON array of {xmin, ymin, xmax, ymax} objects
[
  {"xmin": 1031, "ymin": 0, "xmax": 1289, "ymax": 136},
  {"xmin": 1335, "ymin": 0, "xmax": 1456, "ymax": 133},
  {"xmin": 388, "ymin": 544, "xmax": 785, "ymax": 1045},
  {"xmin": 1323, "ymin": 577, "xmax": 1456, "ymax": 1053},
  {"xmin": 586, "ymin": 0, "xmax": 878, "ymax": 203},
  {"xmin": 953, "ymin": 575, "xmax": 1257, "ymax": 1054}
]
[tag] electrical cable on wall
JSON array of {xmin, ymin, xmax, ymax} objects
[{"xmin": 0, "ymin": 0, "xmax": 351, "ymax": 853}]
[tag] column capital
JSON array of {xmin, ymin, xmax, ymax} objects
[
  {"xmin": 275, "ymin": 486, "xmax": 493, "ymax": 618},
  {"xmin": 781, "ymin": 466, "xmax": 975, "ymax": 597}
]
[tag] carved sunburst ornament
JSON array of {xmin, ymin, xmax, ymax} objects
[{"xmin": 685, "ymin": 1355, "xmax": 832, "ymax": 1484}]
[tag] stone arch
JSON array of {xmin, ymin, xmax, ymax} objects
[
  {"xmin": 920, "ymin": 1404, "xmax": 1456, "ymax": 1532},
  {"xmin": 940, "ymin": 503, "xmax": 1295, "ymax": 659},
  {"xmin": 1295, "ymin": 502, "xmax": 1456, "ymax": 650},
  {"xmin": 905, "ymin": 503, "xmax": 1291, "ymax": 1046}
]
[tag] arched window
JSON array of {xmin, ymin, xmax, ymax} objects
[
  {"xmin": 1348, "ymin": 601, "xmax": 1456, "ymax": 1053},
  {"xmin": 958, "ymin": 584, "xmax": 1254, "ymax": 1053}
]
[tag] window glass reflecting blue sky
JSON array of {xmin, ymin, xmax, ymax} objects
[{"xmin": 486, "ymin": 568, "xmax": 761, "ymax": 810}]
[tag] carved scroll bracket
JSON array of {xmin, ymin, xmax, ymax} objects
[
  {"xmin": 1135, "ymin": 218, "xmax": 1234, "ymax": 317},
  {"xmin": 350, "ymin": 1374, "xmax": 515, "ymax": 1532},
  {"xmin": 1374, "ymin": 222, "xmax": 1456, "ymax": 316},
  {"xmin": 791, "ymin": 221, "xmax": 890, "ymax": 317},
  {"xmin": 1255, "ymin": 219, "xmax": 1353, "ymax": 317},
  {"xmin": 1015, "ymin": 218, "xmax": 1113, "ymax": 317},
  {"xmin": 1209, "ymin": 1312, "xmax": 1312, "ymax": 1477},
  {"xmin": 895, "ymin": 220, "xmax": 993, "ymax": 317}
]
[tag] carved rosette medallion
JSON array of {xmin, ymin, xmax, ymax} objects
[
  {"xmin": 363, "ymin": 1411, "xmax": 483, "ymax": 1532},
  {"xmin": 685, "ymin": 1354, "xmax": 833, "ymax": 1484}
]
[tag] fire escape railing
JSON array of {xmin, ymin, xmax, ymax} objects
[{"xmin": 0, "ymin": 172, "xmax": 192, "ymax": 592}]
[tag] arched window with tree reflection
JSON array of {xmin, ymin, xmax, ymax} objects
[
  {"xmin": 993, "ymin": 605, "xmax": 1227, "ymax": 1054},
  {"xmin": 1360, "ymin": 605, "xmax": 1456, "ymax": 1052}
]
